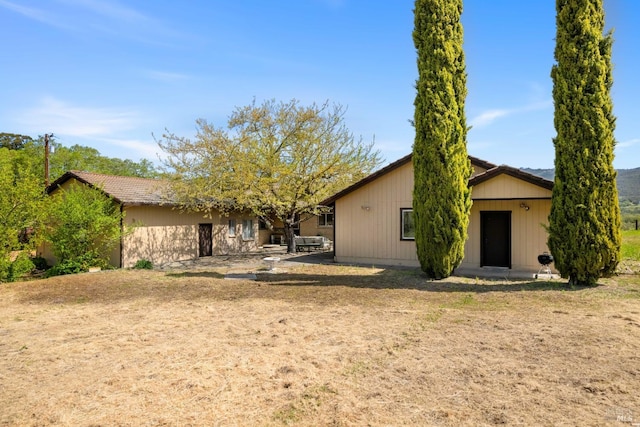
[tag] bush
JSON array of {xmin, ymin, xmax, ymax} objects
[
  {"xmin": 133, "ymin": 259, "xmax": 153, "ymax": 270},
  {"xmin": 5, "ymin": 252, "xmax": 35, "ymax": 282},
  {"xmin": 46, "ymin": 252, "xmax": 105, "ymax": 277},
  {"xmin": 31, "ymin": 256, "xmax": 48, "ymax": 271}
]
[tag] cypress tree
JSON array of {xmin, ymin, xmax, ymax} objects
[
  {"xmin": 548, "ymin": 0, "xmax": 621, "ymax": 286},
  {"xmin": 412, "ymin": 0, "xmax": 471, "ymax": 278}
]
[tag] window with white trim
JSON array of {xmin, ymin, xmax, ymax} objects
[
  {"xmin": 242, "ymin": 219, "xmax": 255, "ymax": 240},
  {"xmin": 228, "ymin": 219, "xmax": 236, "ymax": 237},
  {"xmin": 401, "ymin": 208, "xmax": 415, "ymax": 240},
  {"xmin": 318, "ymin": 212, "xmax": 334, "ymax": 227}
]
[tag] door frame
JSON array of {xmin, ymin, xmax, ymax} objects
[
  {"xmin": 480, "ymin": 211, "xmax": 512, "ymax": 268},
  {"xmin": 198, "ymin": 223, "xmax": 213, "ymax": 257}
]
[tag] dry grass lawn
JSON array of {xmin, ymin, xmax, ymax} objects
[{"xmin": 1, "ymin": 262, "xmax": 639, "ymax": 426}]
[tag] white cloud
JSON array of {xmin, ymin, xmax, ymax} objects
[
  {"xmin": 1, "ymin": 0, "xmax": 191, "ymax": 46},
  {"xmin": 60, "ymin": 0, "xmax": 151, "ymax": 24},
  {"xmin": 13, "ymin": 96, "xmax": 161, "ymax": 161},
  {"xmin": 469, "ymin": 99, "xmax": 552, "ymax": 129},
  {"xmin": 143, "ymin": 70, "xmax": 190, "ymax": 82},
  {"xmin": 22, "ymin": 97, "xmax": 138, "ymax": 137},
  {"xmin": 101, "ymin": 137, "xmax": 162, "ymax": 160},
  {"xmin": 469, "ymin": 109, "xmax": 510, "ymax": 128},
  {"xmin": 0, "ymin": 0, "xmax": 72, "ymax": 30},
  {"xmin": 617, "ymin": 138, "xmax": 640, "ymax": 149}
]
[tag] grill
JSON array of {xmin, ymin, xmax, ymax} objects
[{"xmin": 535, "ymin": 252, "xmax": 554, "ymax": 279}]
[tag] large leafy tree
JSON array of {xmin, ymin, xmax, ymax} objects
[
  {"xmin": 0, "ymin": 133, "xmax": 34, "ymax": 150},
  {"xmin": 412, "ymin": 0, "xmax": 471, "ymax": 278},
  {"xmin": 43, "ymin": 183, "xmax": 126, "ymax": 273},
  {"xmin": 1, "ymin": 134, "xmax": 159, "ymax": 181},
  {"xmin": 548, "ymin": 0, "xmax": 621, "ymax": 286},
  {"xmin": 0, "ymin": 147, "xmax": 46, "ymax": 281},
  {"xmin": 49, "ymin": 144, "xmax": 159, "ymax": 179},
  {"xmin": 158, "ymin": 98, "xmax": 381, "ymax": 252}
]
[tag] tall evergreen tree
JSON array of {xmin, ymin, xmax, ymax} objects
[
  {"xmin": 412, "ymin": 0, "xmax": 471, "ymax": 278},
  {"xmin": 548, "ymin": 0, "xmax": 621, "ymax": 286}
]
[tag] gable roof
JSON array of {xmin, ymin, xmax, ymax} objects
[
  {"xmin": 321, "ymin": 154, "xmax": 498, "ymax": 205},
  {"xmin": 46, "ymin": 171, "xmax": 170, "ymax": 206},
  {"xmin": 469, "ymin": 165, "xmax": 554, "ymax": 190}
]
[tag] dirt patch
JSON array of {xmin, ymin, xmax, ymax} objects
[{"xmin": 1, "ymin": 266, "xmax": 639, "ymax": 426}]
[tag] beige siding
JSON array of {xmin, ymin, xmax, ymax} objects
[
  {"xmin": 335, "ymin": 161, "xmax": 419, "ymax": 266},
  {"xmin": 462, "ymin": 199, "xmax": 552, "ymax": 271},
  {"xmin": 471, "ymin": 174, "xmax": 551, "ymax": 199},
  {"xmin": 334, "ymin": 163, "xmax": 554, "ymax": 272},
  {"xmin": 471, "ymin": 164, "xmax": 488, "ymax": 177},
  {"xmin": 122, "ymin": 206, "xmax": 258, "ymax": 268}
]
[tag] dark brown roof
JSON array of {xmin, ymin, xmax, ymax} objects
[
  {"xmin": 321, "ymin": 154, "xmax": 498, "ymax": 205},
  {"xmin": 46, "ymin": 171, "xmax": 171, "ymax": 206},
  {"xmin": 469, "ymin": 165, "xmax": 554, "ymax": 190}
]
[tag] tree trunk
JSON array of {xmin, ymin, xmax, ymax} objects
[{"xmin": 284, "ymin": 223, "xmax": 296, "ymax": 254}]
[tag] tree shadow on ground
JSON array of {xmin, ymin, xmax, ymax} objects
[
  {"xmin": 166, "ymin": 271, "xmax": 225, "ymax": 279},
  {"xmin": 255, "ymin": 268, "xmax": 590, "ymax": 293}
]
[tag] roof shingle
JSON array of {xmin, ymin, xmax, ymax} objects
[{"xmin": 47, "ymin": 171, "xmax": 170, "ymax": 206}]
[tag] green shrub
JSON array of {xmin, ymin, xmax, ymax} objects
[
  {"xmin": 31, "ymin": 256, "xmax": 48, "ymax": 271},
  {"xmin": 133, "ymin": 259, "xmax": 153, "ymax": 270},
  {"xmin": 4, "ymin": 252, "xmax": 35, "ymax": 282},
  {"xmin": 46, "ymin": 252, "xmax": 105, "ymax": 277},
  {"xmin": 44, "ymin": 183, "xmax": 125, "ymax": 270}
]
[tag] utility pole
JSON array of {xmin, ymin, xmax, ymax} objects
[{"xmin": 44, "ymin": 133, "xmax": 53, "ymax": 188}]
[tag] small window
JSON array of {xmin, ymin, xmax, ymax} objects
[
  {"xmin": 318, "ymin": 212, "xmax": 334, "ymax": 227},
  {"xmin": 401, "ymin": 208, "xmax": 415, "ymax": 240},
  {"xmin": 242, "ymin": 219, "xmax": 255, "ymax": 240},
  {"xmin": 228, "ymin": 219, "xmax": 236, "ymax": 237}
]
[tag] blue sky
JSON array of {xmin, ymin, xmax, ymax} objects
[{"xmin": 1, "ymin": 0, "xmax": 638, "ymax": 169}]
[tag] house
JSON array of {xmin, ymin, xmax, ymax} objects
[
  {"xmin": 43, "ymin": 171, "xmax": 261, "ymax": 268},
  {"xmin": 321, "ymin": 154, "xmax": 555, "ymax": 274},
  {"xmin": 257, "ymin": 211, "xmax": 334, "ymax": 246}
]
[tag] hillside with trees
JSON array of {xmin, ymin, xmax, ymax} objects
[{"xmin": 521, "ymin": 167, "xmax": 640, "ymax": 203}]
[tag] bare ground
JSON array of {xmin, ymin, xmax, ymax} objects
[{"xmin": 1, "ymin": 259, "xmax": 639, "ymax": 426}]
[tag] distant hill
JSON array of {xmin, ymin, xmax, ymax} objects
[{"xmin": 521, "ymin": 167, "xmax": 640, "ymax": 204}]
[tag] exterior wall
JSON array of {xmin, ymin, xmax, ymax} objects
[
  {"xmin": 122, "ymin": 206, "xmax": 258, "ymax": 268},
  {"xmin": 299, "ymin": 213, "xmax": 334, "ymax": 240},
  {"xmin": 257, "ymin": 213, "xmax": 335, "ymax": 246},
  {"xmin": 471, "ymin": 164, "xmax": 488, "ymax": 177},
  {"xmin": 461, "ymin": 198, "xmax": 552, "ymax": 272},
  {"xmin": 471, "ymin": 174, "xmax": 551, "ymax": 199},
  {"xmin": 334, "ymin": 162, "xmax": 554, "ymax": 272},
  {"xmin": 334, "ymin": 161, "xmax": 418, "ymax": 267}
]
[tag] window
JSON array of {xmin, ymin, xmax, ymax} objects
[
  {"xmin": 228, "ymin": 219, "xmax": 236, "ymax": 237},
  {"xmin": 242, "ymin": 219, "xmax": 255, "ymax": 240},
  {"xmin": 318, "ymin": 212, "xmax": 334, "ymax": 227},
  {"xmin": 401, "ymin": 208, "xmax": 415, "ymax": 240}
]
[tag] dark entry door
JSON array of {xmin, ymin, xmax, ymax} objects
[
  {"xmin": 199, "ymin": 223, "xmax": 213, "ymax": 257},
  {"xmin": 481, "ymin": 211, "xmax": 511, "ymax": 268}
]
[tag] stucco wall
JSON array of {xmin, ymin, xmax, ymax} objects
[
  {"xmin": 257, "ymin": 213, "xmax": 334, "ymax": 246},
  {"xmin": 122, "ymin": 206, "xmax": 258, "ymax": 268}
]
